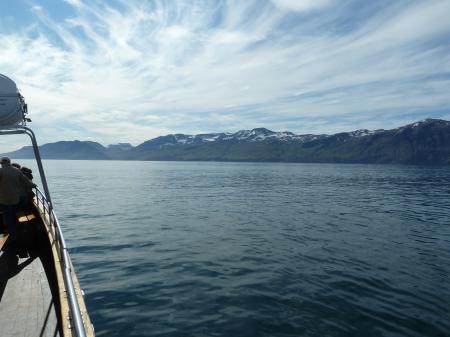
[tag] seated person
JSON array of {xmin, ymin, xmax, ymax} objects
[{"xmin": 0, "ymin": 157, "xmax": 36, "ymax": 242}]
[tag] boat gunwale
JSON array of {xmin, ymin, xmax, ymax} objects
[
  {"xmin": 34, "ymin": 187, "xmax": 95, "ymax": 337},
  {"xmin": 1, "ymin": 124, "xmax": 94, "ymax": 337}
]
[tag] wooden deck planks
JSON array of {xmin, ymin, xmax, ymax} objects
[
  {"xmin": 1, "ymin": 210, "xmax": 36, "ymax": 251},
  {"xmin": 0, "ymin": 234, "xmax": 8, "ymax": 251},
  {"xmin": 17, "ymin": 212, "xmax": 36, "ymax": 224},
  {"xmin": 0, "ymin": 248, "xmax": 60, "ymax": 337}
]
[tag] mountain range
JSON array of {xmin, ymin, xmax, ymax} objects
[{"xmin": 3, "ymin": 118, "xmax": 450, "ymax": 165}]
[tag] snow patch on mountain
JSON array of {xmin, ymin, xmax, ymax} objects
[
  {"xmin": 151, "ymin": 122, "xmax": 439, "ymax": 147},
  {"xmin": 347, "ymin": 129, "xmax": 381, "ymax": 138}
]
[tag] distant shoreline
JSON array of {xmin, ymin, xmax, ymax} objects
[{"xmin": 4, "ymin": 119, "xmax": 450, "ymax": 165}]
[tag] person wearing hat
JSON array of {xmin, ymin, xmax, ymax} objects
[{"xmin": 0, "ymin": 156, "xmax": 36, "ymax": 244}]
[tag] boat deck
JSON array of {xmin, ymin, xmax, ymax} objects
[{"xmin": 0, "ymin": 214, "xmax": 61, "ymax": 337}]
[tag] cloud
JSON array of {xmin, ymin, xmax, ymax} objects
[
  {"xmin": 271, "ymin": 0, "xmax": 334, "ymax": 12},
  {"xmin": 63, "ymin": 0, "xmax": 81, "ymax": 7},
  {"xmin": 0, "ymin": 0, "xmax": 450, "ymax": 152}
]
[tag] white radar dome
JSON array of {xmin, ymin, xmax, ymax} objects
[{"xmin": 0, "ymin": 74, "xmax": 27, "ymax": 128}]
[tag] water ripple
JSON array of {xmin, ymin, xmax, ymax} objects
[{"xmin": 18, "ymin": 160, "xmax": 450, "ymax": 337}]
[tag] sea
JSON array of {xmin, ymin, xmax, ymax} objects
[{"xmin": 19, "ymin": 160, "xmax": 450, "ymax": 337}]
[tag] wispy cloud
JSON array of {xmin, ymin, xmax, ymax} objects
[
  {"xmin": 271, "ymin": 0, "xmax": 334, "ymax": 12},
  {"xmin": 0, "ymin": 0, "xmax": 449, "ymax": 151}
]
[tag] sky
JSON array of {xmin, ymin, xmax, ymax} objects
[{"xmin": 1, "ymin": 0, "xmax": 450, "ymax": 151}]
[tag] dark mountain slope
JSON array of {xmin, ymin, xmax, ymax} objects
[
  {"xmin": 3, "ymin": 119, "xmax": 450, "ymax": 164},
  {"xmin": 5, "ymin": 140, "xmax": 110, "ymax": 160}
]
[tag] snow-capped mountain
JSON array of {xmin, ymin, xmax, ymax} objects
[
  {"xmin": 4, "ymin": 119, "xmax": 450, "ymax": 164},
  {"xmin": 135, "ymin": 125, "xmax": 394, "ymax": 149},
  {"xmin": 137, "ymin": 127, "xmax": 330, "ymax": 148}
]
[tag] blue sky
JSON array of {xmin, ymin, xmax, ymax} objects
[{"xmin": 1, "ymin": 0, "xmax": 450, "ymax": 150}]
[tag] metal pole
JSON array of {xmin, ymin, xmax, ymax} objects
[
  {"xmin": 23, "ymin": 127, "xmax": 52, "ymax": 207},
  {"xmin": 0, "ymin": 127, "xmax": 51, "ymax": 201}
]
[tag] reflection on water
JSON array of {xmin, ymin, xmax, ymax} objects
[{"xmin": 20, "ymin": 160, "xmax": 450, "ymax": 337}]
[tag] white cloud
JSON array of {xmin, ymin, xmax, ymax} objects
[
  {"xmin": 0, "ymin": 0, "xmax": 449, "ymax": 152},
  {"xmin": 160, "ymin": 25, "xmax": 192, "ymax": 41},
  {"xmin": 271, "ymin": 0, "xmax": 334, "ymax": 12},
  {"xmin": 63, "ymin": 0, "xmax": 81, "ymax": 7}
]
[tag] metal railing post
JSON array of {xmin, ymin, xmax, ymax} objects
[{"xmin": 23, "ymin": 127, "xmax": 52, "ymax": 207}]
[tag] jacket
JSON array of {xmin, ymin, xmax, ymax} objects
[{"xmin": 0, "ymin": 164, "xmax": 35, "ymax": 205}]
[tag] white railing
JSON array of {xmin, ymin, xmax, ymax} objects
[{"xmin": 34, "ymin": 187, "xmax": 88, "ymax": 337}]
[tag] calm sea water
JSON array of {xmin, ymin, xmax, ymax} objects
[{"xmin": 20, "ymin": 160, "xmax": 450, "ymax": 337}]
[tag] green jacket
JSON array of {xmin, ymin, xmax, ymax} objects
[{"xmin": 0, "ymin": 164, "xmax": 34, "ymax": 205}]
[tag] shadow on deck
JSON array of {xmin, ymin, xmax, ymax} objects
[{"xmin": 0, "ymin": 210, "xmax": 62, "ymax": 337}]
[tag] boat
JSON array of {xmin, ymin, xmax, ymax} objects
[{"xmin": 0, "ymin": 74, "xmax": 95, "ymax": 337}]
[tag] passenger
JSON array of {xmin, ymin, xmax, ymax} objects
[
  {"xmin": 21, "ymin": 166, "xmax": 33, "ymax": 181},
  {"xmin": 0, "ymin": 157, "xmax": 35, "ymax": 244},
  {"xmin": 19, "ymin": 166, "xmax": 35, "ymax": 209}
]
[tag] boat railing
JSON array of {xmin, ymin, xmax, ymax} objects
[
  {"xmin": 1, "ymin": 74, "xmax": 92, "ymax": 336},
  {"xmin": 34, "ymin": 186, "xmax": 89, "ymax": 337}
]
